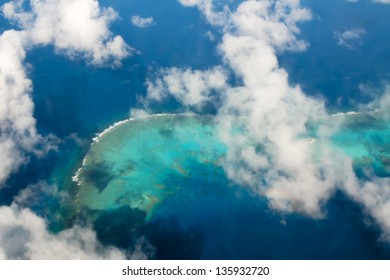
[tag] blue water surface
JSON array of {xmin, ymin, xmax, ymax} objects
[
  {"xmin": 279, "ymin": 0, "xmax": 390, "ymax": 111},
  {"xmin": 0, "ymin": 0, "xmax": 389, "ymax": 260}
]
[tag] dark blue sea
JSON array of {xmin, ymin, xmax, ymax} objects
[{"xmin": 1, "ymin": 0, "xmax": 390, "ymax": 259}]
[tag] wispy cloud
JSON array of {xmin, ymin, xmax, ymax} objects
[
  {"xmin": 146, "ymin": 66, "xmax": 228, "ymax": 110},
  {"xmin": 179, "ymin": 0, "xmax": 229, "ymax": 26},
  {"xmin": 346, "ymin": 0, "xmax": 390, "ymax": 4},
  {"xmin": 205, "ymin": 30, "xmax": 215, "ymax": 41},
  {"xmin": 334, "ymin": 28, "xmax": 366, "ymax": 49},
  {"xmin": 131, "ymin": 15, "xmax": 155, "ymax": 28},
  {"xmin": 0, "ymin": 205, "xmax": 127, "ymax": 259},
  {"xmin": 373, "ymin": 0, "xmax": 390, "ymax": 4}
]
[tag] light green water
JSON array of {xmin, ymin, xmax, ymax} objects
[
  {"xmin": 74, "ymin": 115, "xmax": 226, "ymax": 218},
  {"xmin": 74, "ymin": 111, "xmax": 390, "ymax": 219}
]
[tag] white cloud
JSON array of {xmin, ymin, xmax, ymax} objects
[
  {"xmin": 178, "ymin": 0, "xmax": 230, "ymax": 26},
  {"xmin": 362, "ymin": 85, "xmax": 390, "ymax": 123},
  {"xmin": 0, "ymin": 0, "xmax": 139, "ymax": 259},
  {"xmin": 0, "ymin": 30, "xmax": 57, "ymax": 185},
  {"xmin": 346, "ymin": 0, "xmax": 359, "ymax": 3},
  {"xmin": 335, "ymin": 28, "xmax": 366, "ymax": 49},
  {"xmin": 213, "ymin": 1, "xmax": 336, "ymax": 217},
  {"xmin": 0, "ymin": 181, "xmax": 153, "ymax": 259},
  {"xmin": 0, "ymin": 205, "xmax": 126, "ymax": 259},
  {"xmin": 155, "ymin": 0, "xmax": 331, "ymax": 217},
  {"xmin": 0, "ymin": 0, "xmax": 131, "ymax": 183},
  {"xmin": 339, "ymin": 159, "xmax": 390, "ymax": 241},
  {"xmin": 2, "ymin": 0, "xmax": 132, "ymax": 66},
  {"xmin": 129, "ymin": 108, "xmax": 150, "ymax": 119},
  {"xmin": 131, "ymin": 15, "xmax": 155, "ymax": 28},
  {"xmin": 331, "ymin": 87, "xmax": 390, "ymax": 241},
  {"xmin": 146, "ymin": 66, "xmax": 228, "ymax": 109},
  {"xmin": 141, "ymin": 0, "xmax": 390, "ymax": 241},
  {"xmin": 228, "ymin": 0, "xmax": 312, "ymax": 52}
]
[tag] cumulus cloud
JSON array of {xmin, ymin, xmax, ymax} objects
[
  {"xmin": 0, "ymin": 206, "xmax": 126, "ymax": 259},
  {"xmin": 335, "ymin": 28, "xmax": 366, "ymax": 49},
  {"xmin": 0, "ymin": 181, "xmax": 153, "ymax": 259},
  {"xmin": 214, "ymin": 1, "xmax": 334, "ymax": 217},
  {"xmin": 141, "ymin": 0, "xmax": 390, "ymax": 241},
  {"xmin": 373, "ymin": 0, "xmax": 390, "ymax": 3},
  {"xmin": 0, "ymin": 0, "xmax": 138, "ymax": 259},
  {"xmin": 149, "ymin": 0, "xmax": 331, "ymax": 217},
  {"xmin": 0, "ymin": 29, "xmax": 57, "ymax": 185},
  {"xmin": 0, "ymin": 0, "xmax": 131, "ymax": 184},
  {"xmin": 2, "ymin": 0, "xmax": 132, "ymax": 66},
  {"xmin": 0, "ymin": 30, "xmax": 31, "ymax": 184},
  {"xmin": 146, "ymin": 66, "xmax": 228, "ymax": 109},
  {"xmin": 131, "ymin": 15, "xmax": 155, "ymax": 28}
]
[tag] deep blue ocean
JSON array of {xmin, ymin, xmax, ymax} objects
[
  {"xmin": 280, "ymin": 0, "xmax": 390, "ymax": 111},
  {"xmin": 1, "ymin": 0, "xmax": 390, "ymax": 259}
]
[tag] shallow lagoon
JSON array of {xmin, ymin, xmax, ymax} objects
[{"xmin": 72, "ymin": 112, "xmax": 390, "ymax": 259}]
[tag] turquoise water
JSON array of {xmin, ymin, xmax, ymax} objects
[
  {"xmin": 71, "ymin": 112, "xmax": 390, "ymax": 259},
  {"xmin": 75, "ymin": 115, "xmax": 226, "ymax": 219},
  {"xmin": 1, "ymin": 0, "xmax": 389, "ymax": 260},
  {"xmin": 76, "ymin": 112, "xmax": 390, "ymax": 218},
  {"xmin": 75, "ymin": 112, "xmax": 390, "ymax": 219},
  {"xmin": 330, "ymin": 111, "xmax": 390, "ymax": 177}
]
